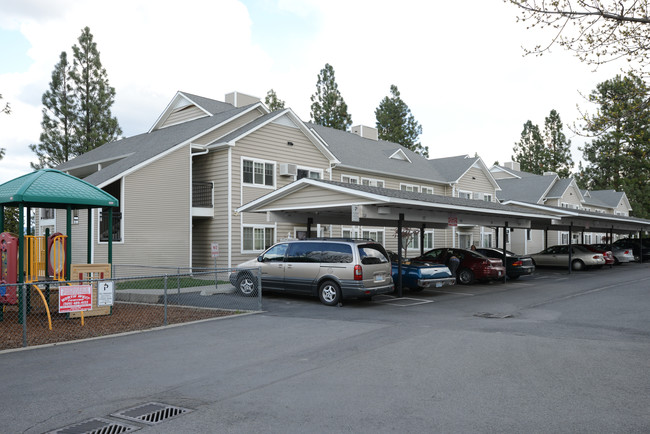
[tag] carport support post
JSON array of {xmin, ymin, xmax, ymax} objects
[
  {"xmin": 568, "ymin": 223, "xmax": 573, "ymax": 275},
  {"xmin": 420, "ymin": 224, "xmax": 425, "ymax": 256},
  {"xmin": 307, "ymin": 217, "xmax": 313, "ymax": 239},
  {"xmin": 66, "ymin": 206, "xmax": 72, "ymax": 281},
  {"xmin": 108, "ymin": 207, "xmax": 113, "ymax": 264},
  {"xmin": 397, "ymin": 213, "xmax": 404, "ymax": 298},
  {"xmin": 502, "ymin": 223, "xmax": 508, "ymax": 283},
  {"xmin": 640, "ymin": 231, "xmax": 644, "ymax": 263},
  {"xmin": 87, "ymin": 207, "xmax": 92, "ymax": 264},
  {"xmin": 544, "ymin": 228, "xmax": 548, "ymax": 251}
]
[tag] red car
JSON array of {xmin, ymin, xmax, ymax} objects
[
  {"xmin": 576, "ymin": 244, "xmax": 614, "ymax": 266},
  {"xmin": 410, "ymin": 248, "xmax": 506, "ymax": 285}
]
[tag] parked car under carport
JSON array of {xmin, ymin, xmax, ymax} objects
[
  {"xmin": 530, "ymin": 245, "xmax": 606, "ymax": 271},
  {"xmin": 475, "ymin": 247, "xmax": 535, "ymax": 279}
]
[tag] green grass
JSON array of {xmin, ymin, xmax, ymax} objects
[{"xmin": 116, "ymin": 276, "xmax": 229, "ymax": 290}]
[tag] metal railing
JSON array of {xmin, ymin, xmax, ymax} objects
[{"xmin": 192, "ymin": 181, "xmax": 213, "ymax": 208}]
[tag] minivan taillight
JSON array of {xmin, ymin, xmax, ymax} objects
[{"xmin": 354, "ymin": 264, "xmax": 363, "ymax": 281}]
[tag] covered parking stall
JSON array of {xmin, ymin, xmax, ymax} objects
[
  {"xmin": 237, "ymin": 179, "xmax": 559, "ymax": 296},
  {"xmin": 502, "ymin": 201, "xmax": 650, "ymax": 272}
]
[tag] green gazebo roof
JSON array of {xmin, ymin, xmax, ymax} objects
[{"xmin": 0, "ymin": 169, "xmax": 118, "ymax": 208}]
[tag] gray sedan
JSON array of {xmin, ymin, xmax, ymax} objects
[
  {"xmin": 592, "ymin": 243, "xmax": 635, "ymax": 264},
  {"xmin": 530, "ymin": 245, "xmax": 606, "ymax": 271}
]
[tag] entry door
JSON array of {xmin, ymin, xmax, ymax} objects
[{"xmin": 458, "ymin": 234, "xmax": 472, "ymax": 249}]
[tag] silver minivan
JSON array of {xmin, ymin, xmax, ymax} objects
[{"xmin": 229, "ymin": 239, "xmax": 394, "ymax": 306}]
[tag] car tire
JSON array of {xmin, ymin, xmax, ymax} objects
[
  {"xmin": 318, "ymin": 280, "xmax": 341, "ymax": 306},
  {"xmin": 571, "ymin": 260, "xmax": 585, "ymax": 271},
  {"xmin": 236, "ymin": 273, "xmax": 258, "ymax": 296},
  {"xmin": 457, "ymin": 268, "xmax": 474, "ymax": 285}
]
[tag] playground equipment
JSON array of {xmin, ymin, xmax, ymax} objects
[{"xmin": 0, "ymin": 232, "xmax": 18, "ymax": 305}]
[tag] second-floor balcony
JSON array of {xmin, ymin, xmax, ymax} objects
[{"xmin": 192, "ymin": 181, "xmax": 214, "ymax": 217}]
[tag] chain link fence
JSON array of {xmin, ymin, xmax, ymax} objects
[{"xmin": 0, "ymin": 267, "xmax": 262, "ymax": 350}]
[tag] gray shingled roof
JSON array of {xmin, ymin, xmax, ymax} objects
[
  {"xmin": 495, "ymin": 174, "xmax": 556, "ymax": 203},
  {"xmin": 56, "ymin": 103, "xmax": 255, "ymax": 187},
  {"xmin": 179, "ymin": 91, "xmax": 236, "ymax": 115},
  {"xmin": 493, "ymin": 165, "xmax": 539, "ymax": 178},
  {"xmin": 307, "ymin": 123, "xmax": 476, "ymax": 184},
  {"xmin": 546, "ymin": 178, "xmax": 573, "ymax": 198},
  {"xmin": 582, "ymin": 189, "xmax": 625, "ymax": 209}
]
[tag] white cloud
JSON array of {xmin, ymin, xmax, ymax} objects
[{"xmin": 0, "ymin": 0, "xmax": 631, "ymax": 184}]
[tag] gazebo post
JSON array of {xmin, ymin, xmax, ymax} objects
[
  {"xmin": 18, "ymin": 204, "xmax": 24, "ymax": 323},
  {"xmin": 87, "ymin": 207, "xmax": 92, "ymax": 264},
  {"xmin": 108, "ymin": 207, "xmax": 113, "ymax": 264},
  {"xmin": 0, "ymin": 205, "xmax": 3, "ymax": 232},
  {"xmin": 66, "ymin": 205, "xmax": 72, "ymax": 281}
]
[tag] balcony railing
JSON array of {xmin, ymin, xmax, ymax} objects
[
  {"xmin": 99, "ymin": 211, "xmax": 122, "ymax": 242},
  {"xmin": 192, "ymin": 181, "xmax": 213, "ymax": 208}
]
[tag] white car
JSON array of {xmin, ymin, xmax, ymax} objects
[{"xmin": 531, "ymin": 245, "xmax": 606, "ymax": 271}]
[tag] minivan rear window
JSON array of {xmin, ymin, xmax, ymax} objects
[
  {"xmin": 358, "ymin": 244, "xmax": 389, "ymax": 264},
  {"xmin": 320, "ymin": 243, "xmax": 353, "ymax": 263}
]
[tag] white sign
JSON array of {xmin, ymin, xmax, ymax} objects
[
  {"xmin": 351, "ymin": 205, "xmax": 360, "ymax": 222},
  {"xmin": 98, "ymin": 281, "xmax": 114, "ymax": 307},
  {"xmin": 211, "ymin": 243, "xmax": 219, "ymax": 258}
]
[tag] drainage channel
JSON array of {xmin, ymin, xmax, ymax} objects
[{"xmin": 47, "ymin": 402, "xmax": 193, "ymax": 434}]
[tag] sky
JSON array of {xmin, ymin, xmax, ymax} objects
[{"xmin": 0, "ymin": 0, "xmax": 626, "ymax": 184}]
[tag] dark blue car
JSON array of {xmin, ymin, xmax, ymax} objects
[{"xmin": 388, "ymin": 251, "xmax": 456, "ymax": 292}]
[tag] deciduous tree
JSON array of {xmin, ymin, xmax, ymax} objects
[
  {"xmin": 505, "ymin": 0, "xmax": 650, "ymax": 70},
  {"xmin": 375, "ymin": 85, "xmax": 427, "ymax": 157},
  {"xmin": 310, "ymin": 63, "xmax": 352, "ymax": 131}
]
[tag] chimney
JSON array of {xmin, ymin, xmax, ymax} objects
[
  {"xmin": 351, "ymin": 125, "xmax": 378, "ymax": 141},
  {"xmin": 504, "ymin": 161, "xmax": 520, "ymax": 171},
  {"xmin": 225, "ymin": 91, "xmax": 260, "ymax": 108}
]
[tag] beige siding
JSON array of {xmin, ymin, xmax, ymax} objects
[
  {"xmin": 331, "ymin": 168, "xmax": 446, "ymax": 195},
  {"xmin": 94, "ymin": 145, "xmax": 191, "ymax": 267},
  {"xmin": 192, "ymin": 108, "xmax": 265, "ymax": 146},
  {"xmin": 456, "ymin": 167, "xmax": 497, "ymax": 199},
  {"xmin": 160, "ymin": 105, "xmax": 207, "ymax": 129},
  {"xmin": 559, "ymin": 184, "xmax": 583, "ymax": 208}
]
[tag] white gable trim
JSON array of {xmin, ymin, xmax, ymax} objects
[
  {"xmin": 149, "ymin": 91, "xmax": 213, "ymax": 133},
  {"xmin": 389, "ymin": 149, "xmax": 412, "ymax": 163},
  {"xmin": 456, "ymin": 157, "xmax": 501, "ymax": 191}
]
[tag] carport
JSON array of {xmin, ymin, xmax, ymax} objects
[{"xmin": 237, "ymin": 179, "xmax": 560, "ymax": 296}]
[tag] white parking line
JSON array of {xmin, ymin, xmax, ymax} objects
[
  {"xmin": 429, "ymin": 290, "xmax": 474, "ymax": 296},
  {"xmin": 373, "ymin": 295, "xmax": 434, "ymax": 306}
]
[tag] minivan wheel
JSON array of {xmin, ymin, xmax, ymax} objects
[
  {"xmin": 457, "ymin": 268, "xmax": 474, "ymax": 285},
  {"xmin": 318, "ymin": 280, "xmax": 341, "ymax": 306},
  {"xmin": 236, "ymin": 274, "xmax": 257, "ymax": 296}
]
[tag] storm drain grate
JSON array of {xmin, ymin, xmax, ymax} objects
[
  {"xmin": 474, "ymin": 312, "xmax": 514, "ymax": 319},
  {"xmin": 47, "ymin": 417, "xmax": 140, "ymax": 434},
  {"xmin": 111, "ymin": 402, "xmax": 193, "ymax": 425}
]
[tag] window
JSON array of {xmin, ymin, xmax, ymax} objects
[
  {"xmin": 41, "ymin": 208, "xmax": 55, "ymax": 220},
  {"xmin": 99, "ymin": 210, "xmax": 122, "ymax": 242},
  {"xmin": 560, "ymin": 232, "xmax": 569, "ymax": 245},
  {"xmin": 421, "ymin": 186, "xmax": 434, "ymax": 195},
  {"xmin": 526, "ymin": 229, "xmax": 532, "ymax": 241},
  {"xmin": 297, "ymin": 167, "xmax": 322, "ymax": 180},
  {"xmin": 584, "ymin": 234, "xmax": 592, "ymax": 244},
  {"xmin": 458, "ymin": 190, "xmax": 472, "ymax": 199},
  {"xmin": 483, "ymin": 194, "xmax": 493, "ymax": 202},
  {"xmin": 342, "ymin": 227, "xmax": 359, "ymax": 239},
  {"xmin": 362, "ymin": 229, "xmax": 384, "ymax": 244},
  {"xmin": 243, "ymin": 158, "xmax": 274, "ymax": 187},
  {"xmin": 73, "ymin": 209, "xmax": 79, "ymax": 225},
  {"xmin": 243, "ymin": 226, "xmax": 275, "ymax": 251},
  {"xmin": 400, "ymin": 183, "xmax": 419, "ymax": 193},
  {"xmin": 261, "ymin": 243, "xmax": 288, "ymax": 262},
  {"xmin": 361, "ymin": 178, "xmax": 384, "ymax": 188},
  {"xmin": 482, "ymin": 232, "xmax": 493, "ymax": 248},
  {"xmin": 458, "ymin": 234, "xmax": 472, "ymax": 249},
  {"xmin": 341, "ymin": 175, "xmax": 359, "ymax": 184}
]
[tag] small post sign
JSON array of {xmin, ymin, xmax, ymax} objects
[
  {"xmin": 97, "ymin": 281, "xmax": 115, "ymax": 307},
  {"xmin": 351, "ymin": 205, "xmax": 360, "ymax": 222},
  {"xmin": 448, "ymin": 216, "xmax": 458, "ymax": 227},
  {"xmin": 59, "ymin": 285, "xmax": 93, "ymax": 313},
  {"xmin": 211, "ymin": 243, "xmax": 219, "ymax": 258}
]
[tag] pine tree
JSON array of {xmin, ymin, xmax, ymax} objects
[
  {"xmin": 29, "ymin": 52, "xmax": 76, "ymax": 169},
  {"xmin": 310, "ymin": 63, "xmax": 352, "ymax": 131},
  {"xmin": 70, "ymin": 26, "xmax": 121, "ymax": 155},
  {"xmin": 578, "ymin": 73, "xmax": 650, "ymax": 218},
  {"xmin": 512, "ymin": 110, "xmax": 574, "ymax": 176},
  {"xmin": 264, "ymin": 89, "xmax": 285, "ymax": 111},
  {"xmin": 375, "ymin": 85, "xmax": 427, "ymax": 157}
]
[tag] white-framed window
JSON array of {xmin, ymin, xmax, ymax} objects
[
  {"xmin": 584, "ymin": 233, "xmax": 592, "ymax": 244},
  {"xmin": 560, "ymin": 232, "xmax": 570, "ymax": 245},
  {"xmin": 458, "ymin": 190, "xmax": 472, "ymax": 200},
  {"xmin": 458, "ymin": 233, "xmax": 473, "ymax": 249},
  {"xmin": 242, "ymin": 225, "xmax": 275, "ymax": 252},
  {"xmin": 421, "ymin": 186, "xmax": 434, "ymax": 195},
  {"xmin": 362, "ymin": 229, "xmax": 385, "ymax": 244},
  {"xmin": 483, "ymin": 193, "xmax": 493, "ymax": 202},
  {"xmin": 72, "ymin": 209, "xmax": 79, "ymax": 225},
  {"xmin": 526, "ymin": 229, "xmax": 532, "ymax": 241},
  {"xmin": 342, "ymin": 227, "xmax": 360, "ymax": 238},
  {"xmin": 341, "ymin": 175, "xmax": 359, "ymax": 184},
  {"xmin": 41, "ymin": 208, "xmax": 55, "ymax": 220},
  {"xmin": 400, "ymin": 183, "xmax": 419, "ymax": 193},
  {"xmin": 297, "ymin": 166, "xmax": 322, "ymax": 180},
  {"xmin": 243, "ymin": 158, "xmax": 275, "ymax": 187},
  {"xmin": 361, "ymin": 178, "xmax": 385, "ymax": 188},
  {"xmin": 482, "ymin": 232, "xmax": 493, "ymax": 248}
]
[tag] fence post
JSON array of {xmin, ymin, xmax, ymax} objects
[
  {"xmin": 163, "ymin": 275, "xmax": 168, "ymax": 326},
  {"xmin": 176, "ymin": 268, "xmax": 181, "ymax": 296},
  {"xmin": 22, "ymin": 284, "xmax": 27, "ymax": 348}
]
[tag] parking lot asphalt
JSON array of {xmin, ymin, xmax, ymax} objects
[{"xmin": 3, "ymin": 263, "xmax": 650, "ymax": 433}]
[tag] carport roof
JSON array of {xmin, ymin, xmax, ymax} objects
[{"xmin": 238, "ymin": 179, "xmax": 558, "ymax": 229}]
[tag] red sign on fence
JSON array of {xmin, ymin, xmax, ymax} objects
[{"xmin": 59, "ymin": 285, "xmax": 93, "ymax": 313}]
